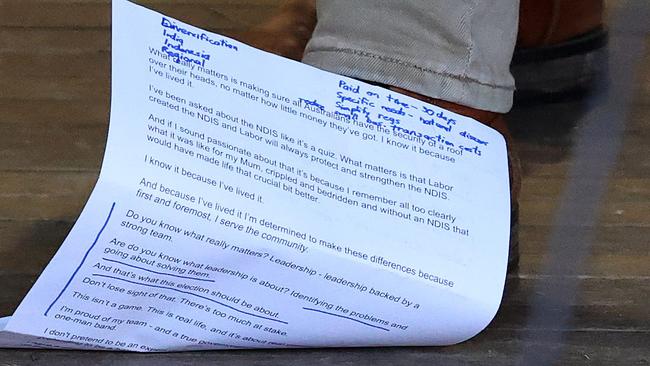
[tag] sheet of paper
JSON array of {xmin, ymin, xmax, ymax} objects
[{"xmin": 0, "ymin": 0, "xmax": 510, "ymax": 351}]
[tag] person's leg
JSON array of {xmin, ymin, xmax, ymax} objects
[
  {"xmin": 302, "ymin": 0, "xmax": 521, "ymax": 270},
  {"xmin": 302, "ymin": 0, "xmax": 519, "ymax": 113}
]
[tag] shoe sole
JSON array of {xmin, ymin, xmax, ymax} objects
[{"xmin": 511, "ymin": 27, "xmax": 609, "ymax": 104}]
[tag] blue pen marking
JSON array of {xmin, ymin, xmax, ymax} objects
[
  {"xmin": 45, "ymin": 202, "xmax": 116, "ymax": 316},
  {"xmin": 459, "ymin": 130, "xmax": 489, "ymax": 146},
  {"xmin": 329, "ymin": 79, "xmax": 487, "ymax": 156},
  {"xmin": 366, "ymin": 91, "xmax": 380, "ymax": 99},
  {"xmin": 338, "ymin": 80, "xmax": 360, "ymax": 94},
  {"xmin": 157, "ymin": 17, "xmax": 238, "ymax": 69},
  {"xmin": 381, "ymin": 105, "xmax": 406, "ymax": 116},
  {"xmin": 101, "ymin": 257, "xmax": 215, "ymax": 282},
  {"xmin": 302, "ymin": 307, "xmax": 390, "ymax": 332},
  {"xmin": 163, "ymin": 38, "xmax": 210, "ymax": 60},
  {"xmin": 299, "ymin": 98, "xmax": 325, "ymax": 110},
  {"xmin": 378, "ymin": 113, "xmax": 400, "ymax": 126},
  {"xmin": 386, "ymin": 94, "xmax": 413, "ymax": 109},
  {"xmin": 364, "ymin": 115, "xmax": 383, "ymax": 127},
  {"xmin": 297, "ymin": 78, "xmax": 487, "ymax": 156},
  {"xmin": 162, "ymin": 37, "xmax": 209, "ymax": 67},
  {"xmin": 163, "ymin": 29, "xmax": 184, "ymax": 45},
  {"xmin": 420, "ymin": 117, "xmax": 454, "ymax": 133},
  {"xmin": 420, "ymin": 105, "xmax": 437, "ymax": 117},
  {"xmin": 334, "ymin": 102, "xmax": 371, "ymax": 120},
  {"xmin": 336, "ymin": 92, "xmax": 376, "ymax": 107},
  {"xmin": 391, "ymin": 125, "xmax": 454, "ymax": 147},
  {"xmin": 161, "ymin": 18, "xmax": 238, "ymax": 51},
  {"xmin": 161, "ymin": 46, "xmax": 206, "ymax": 67},
  {"xmin": 92, "ymin": 274, "xmax": 288, "ymax": 324}
]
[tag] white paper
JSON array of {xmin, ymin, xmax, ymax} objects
[{"xmin": 0, "ymin": 0, "xmax": 510, "ymax": 351}]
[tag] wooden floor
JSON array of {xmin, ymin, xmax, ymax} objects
[{"xmin": 1, "ymin": 1, "xmax": 648, "ymax": 364}]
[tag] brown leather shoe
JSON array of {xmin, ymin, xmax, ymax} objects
[
  {"xmin": 228, "ymin": 0, "xmax": 316, "ymax": 61},
  {"xmin": 390, "ymin": 88, "xmax": 522, "ymax": 273},
  {"xmin": 513, "ymin": 0, "xmax": 608, "ymax": 102},
  {"xmin": 518, "ymin": 0, "xmax": 604, "ymax": 47}
]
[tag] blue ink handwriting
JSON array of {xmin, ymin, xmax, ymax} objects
[{"xmin": 161, "ymin": 17, "xmax": 238, "ymax": 51}]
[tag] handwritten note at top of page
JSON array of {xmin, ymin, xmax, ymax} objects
[{"xmin": 0, "ymin": 0, "xmax": 510, "ymax": 351}]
